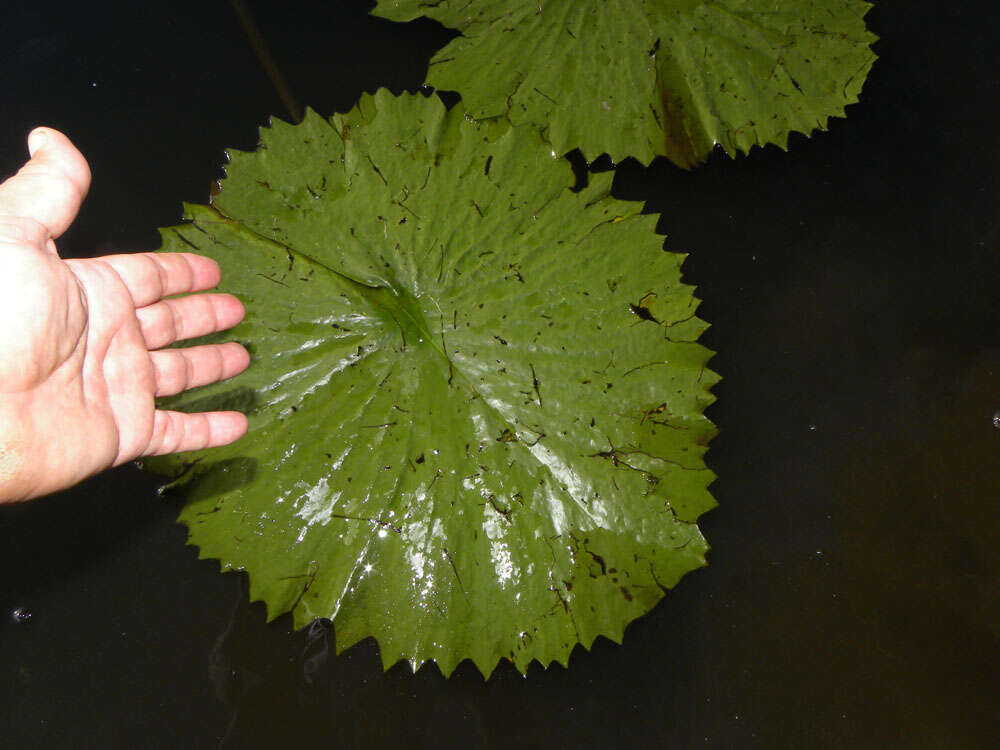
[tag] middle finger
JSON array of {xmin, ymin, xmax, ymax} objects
[{"xmin": 136, "ymin": 292, "xmax": 245, "ymax": 350}]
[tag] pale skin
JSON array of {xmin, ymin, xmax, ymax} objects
[{"xmin": 0, "ymin": 128, "xmax": 250, "ymax": 502}]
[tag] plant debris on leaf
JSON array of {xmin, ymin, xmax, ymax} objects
[
  {"xmin": 146, "ymin": 90, "xmax": 718, "ymax": 677},
  {"xmin": 373, "ymin": 0, "xmax": 878, "ymax": 168}
]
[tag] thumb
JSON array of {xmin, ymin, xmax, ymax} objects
[{"xmin": 0, "ymin": 127, "xmax": 91, "ymax": 242}]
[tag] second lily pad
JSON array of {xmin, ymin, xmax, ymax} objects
[{"xmin": 373, "ymin": 0, "xmax": 878, "ymax": 167}]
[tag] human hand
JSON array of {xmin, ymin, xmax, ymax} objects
[{"xmin": 0, "ymin": 128, "xmax": 250, "ymax": 502}]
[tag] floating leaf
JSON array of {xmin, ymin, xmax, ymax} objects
[
  {"xmin": 373, "ymin": 0, "xmax": 878, "ymax": 167},
  {"xmin": 146, "ymin": 90, "xmax": 717, "ymax": 677}
]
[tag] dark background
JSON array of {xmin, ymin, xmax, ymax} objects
[{"xmin": 1, "ymin": 1, "xmax": 998, "ymax": 747}]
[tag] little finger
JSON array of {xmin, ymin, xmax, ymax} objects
[{"xmin": 146, "ymin": 409, "xmax": 249, "ymax": 455}]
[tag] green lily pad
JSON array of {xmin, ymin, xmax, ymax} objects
[
  {"xmin": 373, "ymin": 0, "xmax": 878, "ymax": 167},
  {"xmin": 146, "ymin": 90, "xmax": 718, "ymax": 677}
]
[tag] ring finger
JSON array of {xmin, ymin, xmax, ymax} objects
[{"xmin": 149, "ymin": 342, "xmax": 250, "ymax": 397}]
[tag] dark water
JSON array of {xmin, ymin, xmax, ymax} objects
[{"xmin": 1, "ymin": 1, "xmax": 998, "ymax": 746}]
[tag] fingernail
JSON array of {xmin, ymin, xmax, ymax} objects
[{"xmin": 27, "ymin": 129, "xmax": 48, "ymax": 156}]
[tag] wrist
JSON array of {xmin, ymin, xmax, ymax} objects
[{"xmin": 0, "ymin": 408, "xmax": 32, "ymax": 503}]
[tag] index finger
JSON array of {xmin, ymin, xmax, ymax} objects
[{"xmin": 97, "ymin": 252, "xmax": 224, "ymax": 308}]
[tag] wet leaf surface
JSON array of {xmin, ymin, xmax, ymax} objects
[
  {"xmin": 373, "ymin": 0, "xmax": 878, "ymax": 167},
  {"xmin": 145, "ymin": 90, "xmax": 717, "ymax": 677}
]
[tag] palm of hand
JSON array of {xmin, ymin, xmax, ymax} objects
[{"xmin": 0, "ymin": 129, "xmax": 249, "ymax": 501}]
